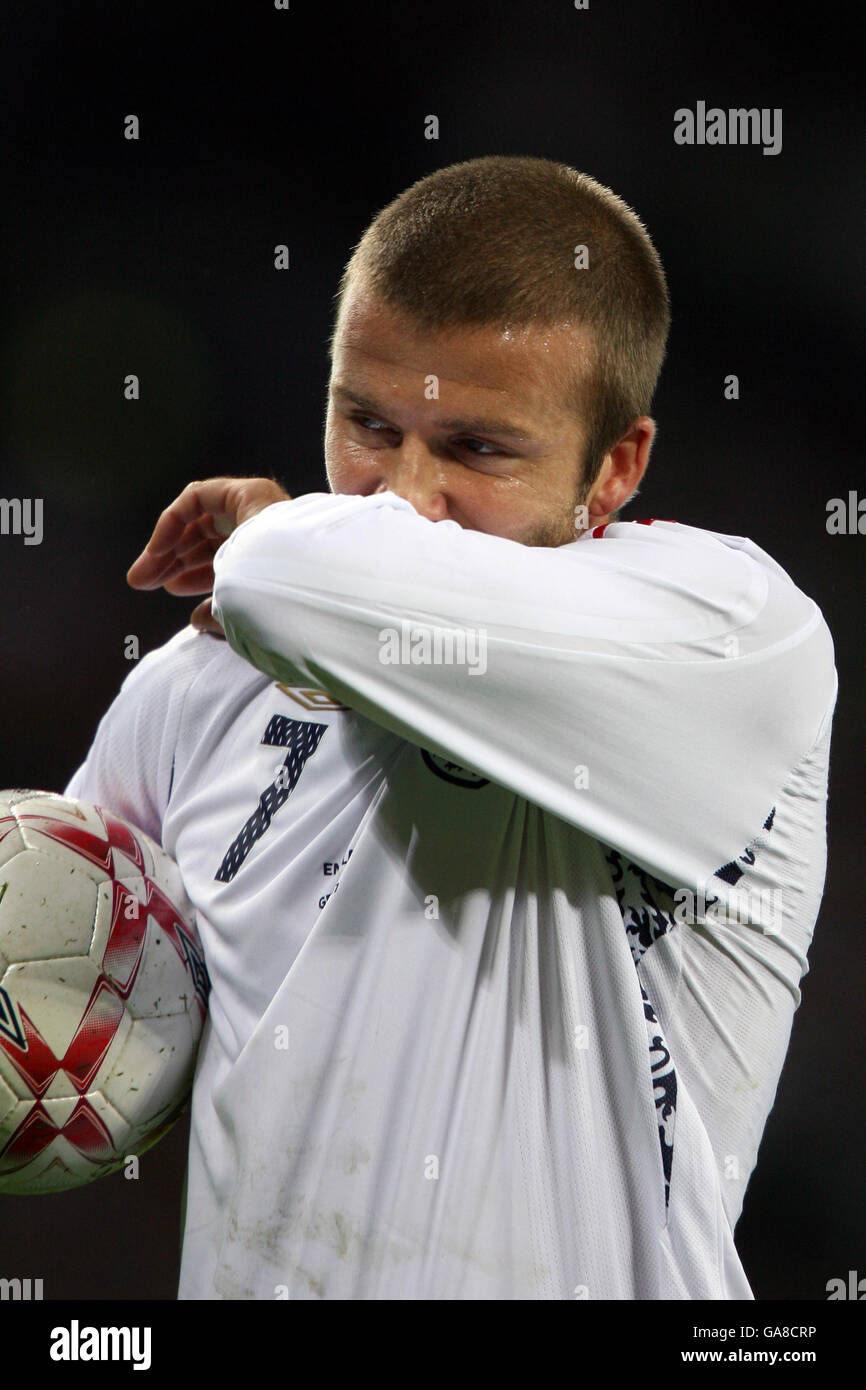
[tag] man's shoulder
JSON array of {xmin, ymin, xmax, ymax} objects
[
  {"xmin": 583, "ymin": 516, "xmax": 775, "ymax": 563},
  {"xmin": 584, "ymin": 516, "xmax": 793, "ymax": 573},
  {"xmin": 576, "ymin": 518, "xmax": 836, "ymax": 680},
  {"xmin": 121, "ymin": 624, "xmax": 270, "ymax": 708},
  {"xmin": 581, "ymin": 517, "xmax": 825, "ymax": 612}
]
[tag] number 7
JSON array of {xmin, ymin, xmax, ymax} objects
[{"xmin": 215, "ymin": 715, "xmax": 328, "ymax": 883}]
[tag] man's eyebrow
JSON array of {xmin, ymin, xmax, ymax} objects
[{"xmin": 331, "ymin": 384, "xmax": 537, "ymax": 442}]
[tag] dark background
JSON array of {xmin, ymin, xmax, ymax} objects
[{"xmin": 0, "ymin": 1, "xmax": 861, "ymax": 1300}]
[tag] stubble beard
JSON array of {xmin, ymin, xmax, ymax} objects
[{"xmin": 518, "ymin": 481, "xmax": 593, "ymax": 549}]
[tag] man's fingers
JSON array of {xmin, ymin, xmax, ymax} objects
[
  {"xmin": 127, "ymin": 480, "xmax": 239, "ymax": 584},
  {"xmin": 173, "ymin": 516, "xmax": 225, "ymax": 556},
  {"xmin": 148, "ymin": 480, "xmax": 238, "ymax": 554},
  {"xmin": 128, "ymin": 476, "xmax": 291, "ymax": 592},
  {"xmin": 163, "ymin": 563, "xmax": 220, "ymax": 596},
  {"xmin": 127, "ymin": 526, "xmax": 216, "ymax": 586},
  {"xmin": 233, "ymin": 478, "xmax": 290, "ymax": 525},
  {"xmin": 166, "ymin": 534, "xmax": 219, "ymax": 573},
  {"xmin": 127, "ymin": 550, "xmax": 181, "ymax": 589},
  {"xmin": 145, "ymin": 476, "xmax": 282, "ymax": 553},
  {"xmin": 189, "ymin": 597, "xmax": 224, "ymax": 635}
]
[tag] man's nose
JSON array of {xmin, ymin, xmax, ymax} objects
[{"xmin": 376, "ymin": 441, "xmax": 449, "ymax": 521}]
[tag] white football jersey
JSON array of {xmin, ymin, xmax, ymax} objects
[{"xmin": 66, "ymin": 492, "xmax": 837, "ymax": 1299}]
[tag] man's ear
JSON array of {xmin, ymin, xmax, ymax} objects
[{"xmin": 585, "ymin": 417, "xmax": 656, "ymax": 523}]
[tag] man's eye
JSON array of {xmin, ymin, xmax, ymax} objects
[
  {"xmin": 355, "ymin": 416, "xmax": 392, "ymax": 432},
  {"xmin": 352, "ymin": 418, "xmax": 501, "ymax": 458},
  {"xmin": 458, "ymin": 439, "xmax": 499, "ymax": 456}
]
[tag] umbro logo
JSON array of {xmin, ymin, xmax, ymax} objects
[{"xmin": 275, "ymin": 684, "xmax": 348, "ymax": 712}]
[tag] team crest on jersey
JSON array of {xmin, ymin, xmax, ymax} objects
[
  {"xmin": 420, "ymin": 750, "xmax": 489, "ymax": 789},
  {"xmin": 275, "ymin": 684, "xmax": 348, "ymax": 712}
]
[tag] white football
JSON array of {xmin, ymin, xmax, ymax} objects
[{"xmin": 0, "ymin": 789, "xmax": 209, "ymax": 1193}]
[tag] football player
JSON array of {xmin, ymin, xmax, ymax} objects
[{"xmin": 69, "ymin": 157, "xmax": 837, "ymax": 1299}]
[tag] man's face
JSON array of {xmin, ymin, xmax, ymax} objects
[{"xmin": 324, "ymin": 282, "xmax": 598, "ymax": 547}]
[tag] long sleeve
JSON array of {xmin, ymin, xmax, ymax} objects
[{"xmin": 211, "ymin": 491, "xmax": 837, "ymax": 892}]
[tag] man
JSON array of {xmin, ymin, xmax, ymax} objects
[{"xmin": 67, "ymin": 156, "xmax": 837, "ymax": 1298}]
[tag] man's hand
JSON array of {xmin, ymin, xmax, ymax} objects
[{"xmin": 126, "ymin": 476, "xmax": 291, "ymax": 633}]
